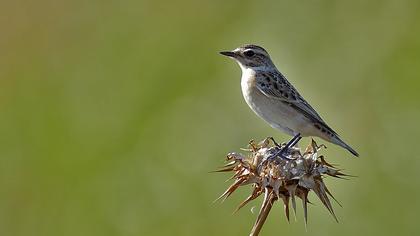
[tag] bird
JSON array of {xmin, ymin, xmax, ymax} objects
[{"xmin": 220, "ymin": 44, "xmax": 359, "ymax": 157}]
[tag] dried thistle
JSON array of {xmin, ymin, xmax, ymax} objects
[{"xmin": 215, "ymin": 137, "xmax": 350, "ymax": 236}]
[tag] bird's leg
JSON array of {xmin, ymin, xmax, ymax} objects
[
  {"xmin": 283, "ymin": 133, "xmax": 302, "ymax": 151},
  {"xmin": 268, "ymin": 137, "xmax": 282, "ymax": 148},
  {"xmin": 258, "ymin": 134, "xmax": 302, "ymax": 170},
  {"xmin": 272, "ymin": 133, "xmax": 302, "ymax": 161}
]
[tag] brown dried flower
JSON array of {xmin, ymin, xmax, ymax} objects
[{"xmin": 215, "ymin": 137, "xmax": 350, "ymax": 236}]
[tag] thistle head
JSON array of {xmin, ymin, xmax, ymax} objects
[{"xmin": 214, "ymin": 138, "xmax": 351, "ymax": 236}]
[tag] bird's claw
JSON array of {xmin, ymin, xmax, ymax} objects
[
  {"xmin": 268, "ymin": 137, "xmax": 282, "ymax": 148},
  {"xmin": 265, "ymin": 133, "xmax": 302, "ymax": 163}
]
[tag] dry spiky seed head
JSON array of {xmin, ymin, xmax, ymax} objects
[{"xmin": 215, "ymin": 138, "xmax": 350, "ymax": 236}]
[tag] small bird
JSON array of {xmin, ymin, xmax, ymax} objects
[{"xmin": 220, "ymin": 44, "xmax": 359, "ymax": 157}]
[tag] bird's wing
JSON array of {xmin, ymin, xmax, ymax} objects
[{"xmin": 255, "ymin": 71, "xmax": 337, "ymax": 134}]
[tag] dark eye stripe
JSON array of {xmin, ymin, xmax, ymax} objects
[{"xmin": 244, "ymin": 50, "xmax": 255, "ymax": 57}]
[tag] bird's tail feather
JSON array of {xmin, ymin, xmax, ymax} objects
[{"xmin": 331, "ymin": 135, "xmax": 359, "ymax": 157}]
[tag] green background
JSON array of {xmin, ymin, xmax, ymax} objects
[{"xmin": 1, "ymin": 0, "xmax": 420, "ymax": 235}]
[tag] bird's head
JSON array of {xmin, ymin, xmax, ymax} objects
[{"xmin": 220, "ymin": 44, "xmax": 275, "ymax": 70}]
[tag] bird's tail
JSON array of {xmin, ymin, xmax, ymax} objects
[{"xmin": 331, "ymin": 135, "xmax": 359, "ymax": 157}]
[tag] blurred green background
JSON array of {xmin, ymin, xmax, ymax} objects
[{"xmin": 1, "ymin": 0, "xmax": 420, "ymax": 235}]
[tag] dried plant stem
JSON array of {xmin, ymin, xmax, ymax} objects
[{"xmin": 250, "ymin": 190, "xmax": 276, "ymax": 236}]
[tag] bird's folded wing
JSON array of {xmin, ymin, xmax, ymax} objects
[{"xmin": 255, "ymin": 73, "xmax": 337, "ymax": 134}]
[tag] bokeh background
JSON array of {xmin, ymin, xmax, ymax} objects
[{"xmin": 1, "ymin": 0, "xmax": 420, "ymax": 235}]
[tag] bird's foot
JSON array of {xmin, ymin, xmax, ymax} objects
[
  {"xmin": 268, "ymin": 137, "xmax": 282, "ymax": 148},
  {"xmin": 270, "ymin": 133, "xmax": 302, "ymax": 161}
]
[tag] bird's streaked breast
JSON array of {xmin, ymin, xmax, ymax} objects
[{"xmin": 240, "ymin": 68, "xmax": 314, "ymax": 136}]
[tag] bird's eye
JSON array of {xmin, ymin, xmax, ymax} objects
[{"xmin": 244, "ymin": 50, "xmax": 255, "ymax": 57}]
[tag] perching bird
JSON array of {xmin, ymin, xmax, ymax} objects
[{"xmin": 220, "ymin": 44, "xmax": 359, "ymax": 157}]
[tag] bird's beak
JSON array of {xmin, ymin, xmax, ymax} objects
[{"xmin": 219, "ymin": 51, "xmax": 237, "ymax": 58}]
